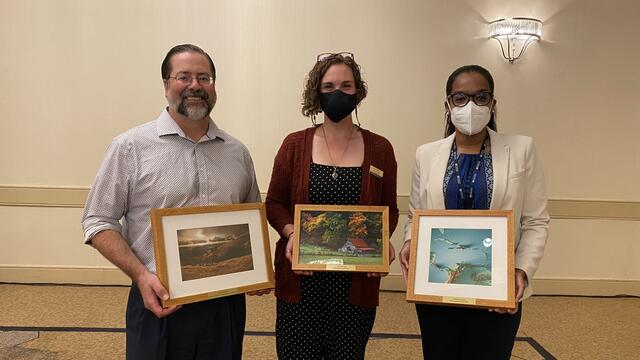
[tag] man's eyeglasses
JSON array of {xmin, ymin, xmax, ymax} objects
[
  {"xmin": 317, "ymin": 52, "xmax": 354, "ymax": 62},
  {"xmin": 447, "ymin": 91, "xmax": 494, "ymax": 107},
  {"xmin": 166, "ymin": 72, "xmax": 214, "ymax": 86}
]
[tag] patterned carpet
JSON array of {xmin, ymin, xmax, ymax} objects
[{"xmin": 0, "ymin": 284, "xmax": 638, "ymax": 359}]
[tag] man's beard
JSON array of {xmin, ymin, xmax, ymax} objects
[{"xmin": 173, "ymin": 89, "xmax": 216, "ymax": 120}]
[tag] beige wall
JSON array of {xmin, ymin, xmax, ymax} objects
[{"xmin": 1, "ymin": 0, "xmax": 639, "ymax": 295}]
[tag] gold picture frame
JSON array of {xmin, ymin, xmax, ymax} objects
[
  {"xmin": 151, "ymin": 203, "xmax": 275, "ymax": 307},
  {"xmin": 292, "ymin": 204, "xmax": 389, "ymax": 273},
  {"xmin": 406, "ymin": 209, "xmax": 515, "ymax": 310}
]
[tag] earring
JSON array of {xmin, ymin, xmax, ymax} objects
[
  {"xmin": 311, "ymin": 114, "xmax": 317, "ymax": 126},
  {"xmin": 355, "ymin": 108, "xmax": 361, "ymax": 128}
]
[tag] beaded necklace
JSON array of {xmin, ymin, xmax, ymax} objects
[{"xmin": 452, "ymin": 134, "xmax": 489, "ymax": 209}]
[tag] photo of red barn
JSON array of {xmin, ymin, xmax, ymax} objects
[{"xmin": 339, "ymin": 238, "xmax": 376, "ymax": 254}]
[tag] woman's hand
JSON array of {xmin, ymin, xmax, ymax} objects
[
  {"xmin": 284, "ymin": 230, "xmax": 294, "ymax": 262},
  {"xmin": 399, "ymin": 239, "xmax": 412, "ymax": 283},
  {"xmin": 489, "ymin": 268, "xmax": 527, "ymax": 315},
  {"xmin": 285, "ymin": 231, "xmax": 313, "ymax": 276},
  {"xmin": 389, "ymin": 242, "xmax": 396, "ymax": 265}
]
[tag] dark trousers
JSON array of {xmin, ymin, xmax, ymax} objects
[
  {"xmin": 415, "ymin": 303, "xmax": 522, "ymax": 360},
  {"xmin": 125, "ymin": 284, "xmax": 246, "ymax": 360}
]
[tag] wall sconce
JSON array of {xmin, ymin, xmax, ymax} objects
[{"xmin": 489, "ymin": 17, "xmax": 542, "ymax": 63}]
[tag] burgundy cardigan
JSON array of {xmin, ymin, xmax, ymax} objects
[{"xmin": 265, "ymin": 127, "xmax": 399, "ymax": 308}]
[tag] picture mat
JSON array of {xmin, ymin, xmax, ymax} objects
[
  {"xmin": 161, "ymin": 209, "xmax": 268, "ymax": 299},
  {"xmin": 414, "ymin": 215, "xmax": 508, "ymax": 300}
]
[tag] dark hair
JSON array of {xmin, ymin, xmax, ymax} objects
[
  {"xmin": 161, "ymin": 44, "xmax": 216, "ymax": 81},
  {"xmin": 301, "ymin": 54, "xmax": 367, "ymax": 118},
  {"xmin": 444, "ymin": 65, "xmax": 497, "ymax": 137}
]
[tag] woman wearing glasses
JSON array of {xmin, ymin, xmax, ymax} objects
[
  {"xmin": 399, "ymin": 65, "xmax": 549, "ymax": 360},
  {"xmin": 265, "ymin": 52, "xmax": 399, "ymax": 359}
]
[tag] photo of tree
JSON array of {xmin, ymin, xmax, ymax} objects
[
  {"xmin": 177, "ymin": 223, "xmax": 254, "ymax": 281},
  {"xmin": 298, "ymin": 210, "xmax": 384, "ymax": 266}
]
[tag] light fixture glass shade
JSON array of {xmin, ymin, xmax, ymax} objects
[{"xmin": 489, "ymin": 17, "xmax": 542, "ymax": 63}]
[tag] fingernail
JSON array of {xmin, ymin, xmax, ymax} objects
[{"xmin": 162, "ymin": 294, "xmax": 169, "ymax": 300}]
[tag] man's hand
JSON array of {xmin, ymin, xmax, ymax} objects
[
  {"xmin": 90, "ymin": 230, "xmax": 181, "ymax": 318},
  {"xmin": 136, "ymin": 271, "xmax": 181, "ymax": 318}
]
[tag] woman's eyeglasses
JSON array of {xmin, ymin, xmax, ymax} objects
[
  {"xmin": 447, "ymin": 91, "xmax": 494, "ymax": 107},
  {"xmin": 316, "ymin": 52, "xmax": 354, "ymax": 62}
]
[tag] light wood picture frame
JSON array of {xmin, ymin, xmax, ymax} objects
[
  {"xmin": 406, "ymin": 209, "xmax": 515, "ymax": 310},
  {"xmin": 292, "ymin": 204, "xmax": 389, "ymax": 273},
  {"xmin": 151, "ymin": 203, "xmax": 275, "ymax": 307}
]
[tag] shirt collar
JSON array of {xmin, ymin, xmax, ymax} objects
[{"xmin": 156, "ymin": 108, "xmax": 226, "ymax": 142}]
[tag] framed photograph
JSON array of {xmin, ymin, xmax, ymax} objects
[
  {"xmin": 292, "ymin": 204, "xmax": 389, "ymax": 273},
  {"xmin": 151, "ymin": 203, "xmax": 275, "ymax": 307},
  {"xmin": 406, "ymin": 210, "xmax": 515, "ymax": 310}
]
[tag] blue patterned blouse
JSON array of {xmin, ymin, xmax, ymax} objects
[{"xmin": 443, "ymin": 144, "xmax": 493, "ymax": 210}]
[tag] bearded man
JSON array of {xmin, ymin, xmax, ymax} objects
[{"xmin": 82, "ymin": 44, "xmax": 264, "ymax": 359}]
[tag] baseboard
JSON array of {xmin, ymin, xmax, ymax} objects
[
  {"xmin": 0, "ymin": 265, "xmax": 130, "ymax": 286},
  {"xmin": 529, "ymin": 277, "xmax": 640, "ymax": 297},
  {"xmin": 380, "ymin": 274, "xmax": 409, "ymax": 292},
  {"xmin": 380, "ymin": 274, "xmax": 640, "ymax": 296}
]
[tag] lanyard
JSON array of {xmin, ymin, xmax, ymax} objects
[{"xmin": 452, "ymin": 134, "xmax": 488, "ymax": 208}]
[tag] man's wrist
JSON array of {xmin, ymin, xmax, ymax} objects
[{"xmin": 131, "ymin": 265, "xmax": 150, "ymax": 284}]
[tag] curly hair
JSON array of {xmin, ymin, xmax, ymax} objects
[{"xmin": 301, "ymin": 54, "xmax": 367, "ymax": 118}]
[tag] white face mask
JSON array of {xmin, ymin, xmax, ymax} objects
[{"xmin": 450, "ymin": 102, "xmax": 491, "ymax": 136}]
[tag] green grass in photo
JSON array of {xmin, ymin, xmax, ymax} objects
[
  {"xmin": 299, "ymin": 244, "xmax": 382, "ymax": 265},
  {"xmin": 299, "ymin": 254, "xmax": 383, "ymax": 265}
]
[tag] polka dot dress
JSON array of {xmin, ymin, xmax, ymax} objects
[{"xmin": 276, "ymin": 163, "xmax": 376, "ymax": 360}]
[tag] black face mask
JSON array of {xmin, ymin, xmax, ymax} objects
[{"xmin": 320, "ymin": 90, "xmax": 357, "ymax": 123}]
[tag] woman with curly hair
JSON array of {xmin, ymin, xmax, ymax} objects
[{"xmin": 265, "ymin": 52, "xmax": 399, "ymax": 359}]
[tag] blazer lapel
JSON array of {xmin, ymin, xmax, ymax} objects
[
  {"xmin": 428, "ymin": 133, "xmax": 455, "ymax": 209},
  {"xmin": 489, "ymin": 129, "xmax": 509, "ymax": 209}
]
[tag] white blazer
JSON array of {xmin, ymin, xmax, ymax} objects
[{"xmin": 404, "ymin": 128, "xmax": 549, "ymax": 299}]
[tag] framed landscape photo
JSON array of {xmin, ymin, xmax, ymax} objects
[
  {"xmin": 151, "ymin": 203, "xmax": 274, "ymax": 307},
  {"xmin": 292, "ymin": 204, "xmax": 389, "ymax": 273},
  {"xmin": 406, "ymin": 210, "xmax": 515, "ymax": 310}
]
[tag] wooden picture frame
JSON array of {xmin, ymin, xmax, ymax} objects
[
  {"xmin": 292, "ymin": 204, "xmax": 389, "ymax": 273},
  {"xmin": 406, "ymin": 209, "xmax": 515, "ymax": 310},
  {"xmin": 151, "ymin": 203, "xmax": 275, "ymax": 307}
]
